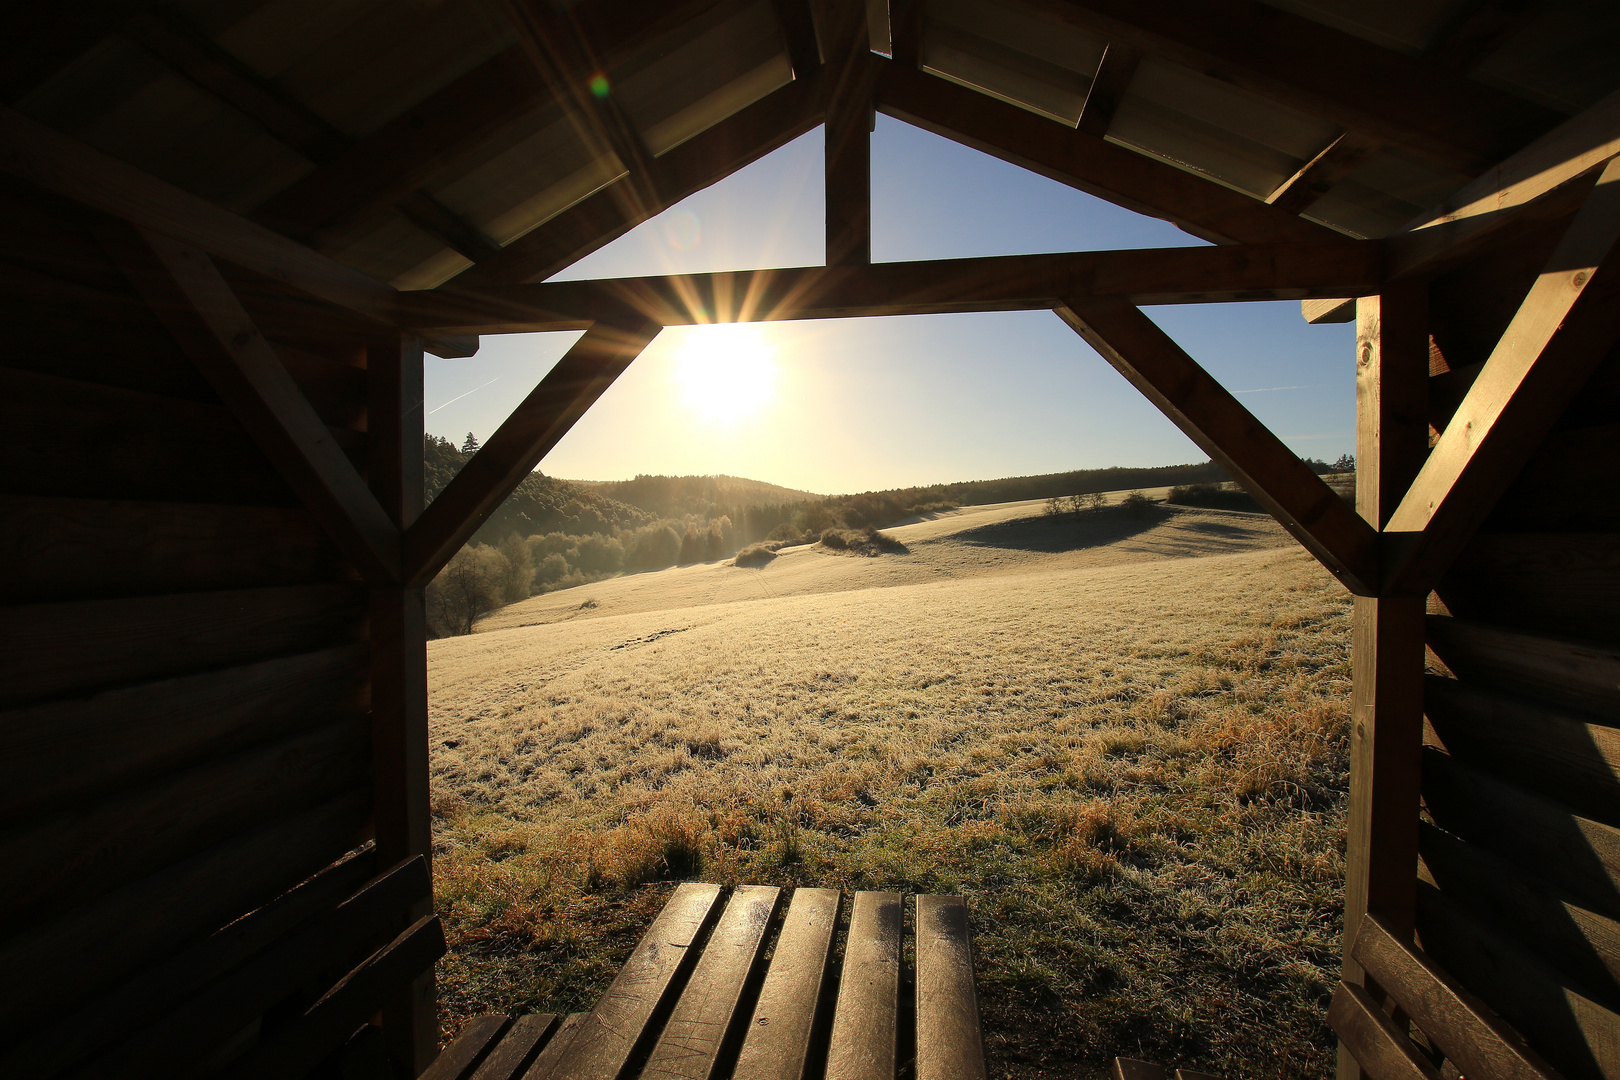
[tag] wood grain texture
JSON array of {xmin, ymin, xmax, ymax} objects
[
  {"xmin": 1327, "ymin": 980, "xmax": 1442, "ymax": 1080},
  {"xmin": 1059, "ymin": 301, "xmax": 1378, "ymax": 595},
  {"xmin": 425, "ymin": 1016, "xmax": 514, "ymax": 1080},
  {"xmin": 523, "ymin": 1012, "xmax": 587, "ymax": 1080},
  {"xmin": 0, "ymin": 495, "xmax": 343, "ymax": 604},
  {"xmin": 0, "ymin": 790, "xmax": 370, "ymax": 1033},
  {"xmin": 1425, "ymin": 675, "xmax": 1620, "ymax": 828},
  {"xmin": 915, "ymin": 895, "xmax": 985, "ymax": 1080},
  {"xmin": 643, "ymin": 885, "xmax": 781, "ymax": 1080},
  {"xmin": 825, "ymin": 891, "xmax": 902, "ymax": 1080},
  {"xmin": 1423, "ymin": 747, "xmax": 1620, "ymax": 921},
  {"xmin": 471, "ymin": 1015, "xmax": 559, "ymax": 1080},
  {"xmin": 0, "ymin": 715, "xmax": 371, "ymax": 925},
  {"xmin": 543, "ymin": 882, "xmax": 725, "ymax": 1080},
  {"xmin": 0, "ymin": 641, "xmax": 367, "ymax": 819},
  {"xmin": 734, "ymin": 887, "xmax": 841, "ymax": 1080},
  {"xmin": 0, "ymin": 846, "xmax": 378, "ymax": 1079},
  {"xmin": 1427, "ymin": 615, "xmax": 1620, "ymax": 719},
  {"xmin": 1417, "ymin": 882, "xmax": 1620, "ymax": 1080},
  {"xmin": 1353, "ymin": 912, "xmax": 1563, "ymax": 1080},
  {"xmin": 0, "ymin": 581, "xmax": 365, "ymax": 708}
]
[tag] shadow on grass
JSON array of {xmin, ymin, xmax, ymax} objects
[{"xmin": 955, "ymin": 506, "xmax": 1164, "ymax": 554}]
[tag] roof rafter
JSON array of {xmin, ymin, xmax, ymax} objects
[
  {"xmin": 408, "ymin": 241, "xmax": 1383, "ymax": 333},
  {"xmin": 1024, "ymin": 0, "xmax": 1563, "ymax": 174},
  {"xmin": 1075, "ymin": 41, "xmax": 1141, "ymax": 138},
  {"xmin": 1266, "ymin": 131, "xmax": 1381, "ymax": 216}
]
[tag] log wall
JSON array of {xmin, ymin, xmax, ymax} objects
[
  {"xmin": 0, "ymin": 183, "xmax": 380, "ymax": 1072},
  {"xmin": 1418, "ymin": 222, "xmax": 1620, "ymax": 1078}
]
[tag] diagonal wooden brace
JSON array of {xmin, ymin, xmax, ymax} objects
[
  {"xmin": 403, "ymin": 311, "xmax": 662, "ymax": 587},
  {"xmin": 1058, "ymin": 300, "xmax": 1380, "ymax": 595},
  {"xmin": 109, "ymin": 227, "xmax": 403, "ymax": 585}
]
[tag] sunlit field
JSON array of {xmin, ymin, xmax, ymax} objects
[{"xmin": 426, "ymin": 498, "xmax": 1353, "ymax": 1079}]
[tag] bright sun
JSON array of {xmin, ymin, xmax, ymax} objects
[{"xmin": 672, "ymin": 323, "xmax": 777, "ymax": 422}]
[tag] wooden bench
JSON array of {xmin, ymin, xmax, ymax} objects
[{"xmin": 427, "ymin": 884, "xmax": 986, "ymax": 1080}]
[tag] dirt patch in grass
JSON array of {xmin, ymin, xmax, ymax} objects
[{"xmin": 429, "ymin": 519, "xmax": 1349, "ymax": 1079}]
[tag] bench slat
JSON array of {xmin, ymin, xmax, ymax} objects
[
  {"xmin": 642, "ymin": 885, "xmax": 781, "ymax": 1080},
  {"xmin": 541, "ymin": 882, "xmax": 724, "ymax": 1080},
  {"xmin": 733, "ymin": 888, "xmax": 841, "ymax": 1080},
  {"xmin": 1327, "ymin": 981, "xmax": 1443, "ymax": 1080},
  {"xmin": 523, "ymin": 1013, "xmax": 587, "ymax": 1080},
  {"xmin": 472, "ymin": 1014, "xmax": 560, "ymax": 1080},
  {"xmin": 1113, "ymin": 1061, "xmax": 1169, "ymax": 1080},
  {"xmin": 915, "ymin": 895, "xmax": 986, "ymax": 1080},
  {"xmin": 825, "ymin": 891, "xmax": 902, "ymax": 1080},
  {"xmin": 423, "ymin": 1015, "xmax": 512, "ymax": 1080}
]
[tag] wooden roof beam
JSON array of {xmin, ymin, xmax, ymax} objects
[
  {"xmin": 403, "ymin": 313, "xmax": 662, "ymax": 586},
  {"xmin": 1266, "ymin": 131, "xmax": 1381, "ymax": 216},
  {"xmin": 0, "ymin": 104, "xmax": 399, "ymax": 327},
  {"xmin": 888, "ymin": 0, "xmax": 921, "ymax": 68},
  {"xmin": 1057, "ymin": 301, "xmax": 1380, "ymax": 595},
  {"xmin": 823, "ymin": 0, "xmax": 874, "ymax": 267},
  {"xmin": 450, "ymin": 65, "xmax": 830, "ymax": 286},
  {"xmin": 1383, "ymin": 155, "xmax": 1620, "ymax": 594},
  {"xmin": 1027, "ymin": 0, "xmax": 1563, "ymax": 175},
  {"xmin": 874, "ymin": 58, "xmax": 1346, "ymax": 246},
  {"xmin": 110, "ymin": 228, "xmax": 403, "ymax": 585},
  {"xmin": 1423, "ymin": 0, "xmax": 1549, "ymax": 73},
  {"xmin": 775, "ymin": 0, "xmax": 824, "ymax": 76},
  {"xmin": 1075, "ymin": 41, "xmax": 1140, "ymax": 139},
  {"xmin": 406, "ymin": 241, "xmax": 1382, "ymax": 333}
]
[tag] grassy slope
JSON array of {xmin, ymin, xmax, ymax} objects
[{"xmin": 427, "ymin": 497, "xmax": 1350, "ymax": 1079}]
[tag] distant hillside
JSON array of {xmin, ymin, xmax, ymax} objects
[
  {"xmin": 568, "ymin": 474, "xmax": 823, "ymax": 519},
  {"xmin": 425, "ymin": 435, "xmax": 652, "ymax": 542}
]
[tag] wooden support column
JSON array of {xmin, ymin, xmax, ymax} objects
[
  {"xmin": 823, "ymin": 0, "xmax": 872, "ymax": 267},
  {"xmin": 1338, "ymin": 283, "xmax": 1429, "ymax": 1080},
  {"xmin": 367, "ymin": 333, "xmax": 436, "ymax": 1073}
]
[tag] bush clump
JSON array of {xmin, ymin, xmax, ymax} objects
[
  {"xmin": 1165, "ymin": 482, "xmax": 1262, "ymax": 512},
  {"xmin": 819, "ymin": 526, "xmax": 907, "ymax": 556},
  {"xmin": 733, "ymin": 544, "xmax": 777, "ymax": 568}
]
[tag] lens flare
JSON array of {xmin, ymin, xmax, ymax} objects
[
  {"xmin": 673, "ymin": 324, "xmax": 776, "ymax": 423},
  {"xmin": 588, "ymin": 73, "xmax": 610, "ymax": 98},
  {"xmin": 661, "ymin": 208, "xmax": 701, "ymax": 251}
]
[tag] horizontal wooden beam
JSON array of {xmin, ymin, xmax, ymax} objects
[
  {"xmin": 1384, "ymin": 156, "xmax": 1620, "ymax": 594},
  {"xmin": 450, "ymin": 63, "xmax": 829, "ymax": 286},
  {"xmin": 0, "ymin": 105, "xmax": 399, "ymax": 326},
  {"xmin": 874, "ymin": 57, "xmax": 1342, "ymax": 246},
  {"xmin": 405, "ymin": 241, "xmax": 1383, "ymax": 332},
  {"xmin": 1028, "ymin": 0, "xmax": 1561, "ymax": 174},
  {"xmin": 403, "ymin": 313, "xmax": 662, "ymax": 585},
  {"xmin": 113, "ymin": 229, "xmax": 402, "ymax": 585},
  {"xmin": 1057, "ymin": 301, "xmax": 1380, "ymax": 594}
]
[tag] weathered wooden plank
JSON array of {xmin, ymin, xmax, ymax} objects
[
  {"xmin": 0, "ymin": 104, "xmax": 398, "ymax": 323},
  {"xmin": 0, "ymin": 790, "xmax": 370, "ymax": 1032},
  {"xmin": 916, "ymin": 895, "xmax": 985, "ymax": 1080},
  {"xmin": 1327, "ymin": 980, "xmax": 1442, "ymax": 1080},
  {"xmin": 424, "ymin": 1016, "xmax": 512, "ymax": 1080},
  {"xmin": 875, "ymin": 58, "xmax": 1345, "ymax": 246},
  {"xmin": 404, "ymin": 315, "xmax": 661, "ymax": 585},
  {"xmin": 523, "ymin": 1012, "xmax": 588, "ymax": 1080},
  {"xmin": 0, "ymin": 581, "xmax": 365, "ymax": 707},
  {"xmin": 1113, "ymin": 1061, "xmax": 1168, "ymax": 1080},
  {"xmin": 78, "ymin": 856, "xmax": 430, "ymax": 1078},
  {"xmin": 1417, "ymin": 882, "xmax": 1620, "ymax": 1080},
  {"xmin": 1353, "ymin": 911, "xmax": 1564, "ymax": 1080},
  {"xmin": 0, "ymin": 495, "xmax": 343, "ymax": 604},
  {"xmin": 825, "ymin": 891, "xmax": 902, "ymax": 1080},
  {"xmin": 115, "ymin": 230, "xmax": 402, "ymax": 585},
  {"xmin": 823, "ymin": 0, "xmax": 872, "ymax": 267},
  {"xmin": 1385, "ymin": 157, "xmax": 1620, "ymax": 594},
  {"xmin": 543, "ymin": 883, "xmax": 725, "ymax": 1080},
  {"xmin": 1484, "ymin": 425, "xmax": 1620, "ymax": 533},
  {"xmin": 0, "ymin": 641, "xmax": 367, "ymax": 819},
  {"xmin": 1423, "ymin": 747, "xmax": 1620, "ymax": 921},
  {"xmin": 1436, "ymin": 533, "xmax": 1620, "ymax": 644},
  {"xmin": 0, "ymin": 845, "xmax": 380, "ymax": 1079},
  {"xmin": 1425, "ymin": 675, "xmax": 1620, "ymax": 827},
  {"xmin": 0, "ymin": 365, "xmax": 305, "ymax": 505},
  {"xmin": 734, "ymin": 887, "xmax": 841, "ymax": 1080},
  {"xmin": 1058, "ymin": 301, "xmax": 1378, "ymax": 595},
  {"xmin": 1427, "ymin": 615, "xmax": 1620, "ymax": 719},
  {"xmin": 643, "ymin": 885, "xmax": 781, "ymax": 1080},
  {"xmin": 408, "ymin": 242, "xmax": 1384, "ymax": 333},
  {"xmin": 1421, "ymin": 821, "xmax": 1620, "ymax": 1013},
  {"xmin": 471, "ymin": 1015, "xmax": 560, "ymax": 1080},
  {"xmin": 0, "ymin": 714, "xmax": 371, "ymax": 924},
  {"xmin": 222, "ymin": 913, "xmax": 448, "ymax": 1080}
]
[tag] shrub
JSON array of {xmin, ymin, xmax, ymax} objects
[
  {"xmin": 734, "ymin": 543, "xmax": 777, "ymax": 568},
  {"xmin": 425, "ymin": 544, "xmax": 506, "ymax": 636},
  {"xmin": 1165, "ymin": 483, "xmax": 1261, "ymax": 512},
  {"xmin": 820, "ymin": 528, "xmax": 849, "ymax": 549},
  {"xmin": 1121, "ymin": 490, "xmax": 1155, "ymax": 518}
]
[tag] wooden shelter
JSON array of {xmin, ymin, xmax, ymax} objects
[{"xmin": 2, "ymin": 0, "xmax": 1619, "ymax": 1076}]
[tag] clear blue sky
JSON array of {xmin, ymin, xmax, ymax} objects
[{"xmin": 423, "ymin": 115, "xmax": 1355, "ymax": 495}]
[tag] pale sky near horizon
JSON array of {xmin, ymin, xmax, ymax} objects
[{"xmin": 423, "ymin": 115, "xmax": 1356, "ymax": 496}]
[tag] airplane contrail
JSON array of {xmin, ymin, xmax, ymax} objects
[
  {"xmin": 428, "ymin": 377, "xmax": 500, "ymax": 414},
  {"xmin": 1233, "ymin": 384, "xmax": 1310, "ymax": 394}
]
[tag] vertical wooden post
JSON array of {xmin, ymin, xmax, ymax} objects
[
  {"xmin": 367, "ymin": 334, "xmax": 436, "ymax": 1073},
  {"xmin": 1338, "ymin": 284, "xmax": 1429, "ymax": 1080},
  {"xmin": 823, "ymin": 0, "xmax": 872, "ymax": 267}
]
